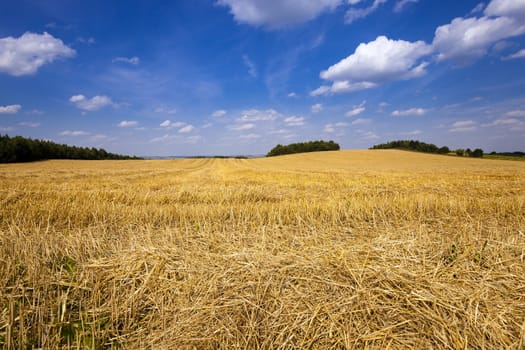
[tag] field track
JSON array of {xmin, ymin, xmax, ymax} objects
[{"xmin": 1, "ymin": 150, "xmax": 525, "ymax": 349}]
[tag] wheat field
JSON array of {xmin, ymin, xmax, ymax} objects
[{"xmin": 1, "ymin": 150, "xmax": 524, "ymax": 349}]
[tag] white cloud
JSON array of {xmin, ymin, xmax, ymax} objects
[
  {"xmin": 77, "ymin": 37, "xmax": 95, "ymax": 44},
  {"xmin": 112, "ymin": 56, "xmax": 140, "ymax": 65},
  {"xmin": 0, "ymin": 32, "xmax": 75, "ymax": 76},
  {"xmin": 314, "ymin": 36, "xmax": 431, "ymax": 95},
  {"xmin": 28, "ymin": 109, "xmax": 44, "ymax": 115},
  {"xmin": 450, "ymin": 120, "xmax": 477, "ymax": 132},
  {"xmin": 90, "ymin": 134, "xmax": 108, "ymax": 141},
  {"xmin": 470, "ymin": 3, "xmax": 486, "ymax": 14},
  {"xmin": 239, "ymin": 133, "xmax": 261, "ymax": 140},
  {"xmin": 217, "ymin": 0, "xmax": 343, "ymax": 29},
  {"xmin": 284, "ymin": 116, "xmax": 305, "ymax": 126},
  {"xmin": 178, "ymin": 125, "xmax": 195, "ymax": 133},
  {"xmin": 237, "ymin": 109, "xmax": 279, "ymax": 122},
  {"xmin": 0, "ymin": 104, "xmax": 21, "ymax": 114},
  {"xmin": 485, "ymin": 0, "xmax": 525, "ymax": 19},
  {"xmin": 351, "ymin": 118, "xmax": 371, "ymax": 125},
  {"xmin": 242, "ymin": 55, "xmax": 257, "ymax": 78},
  {"xmin": 19, "ymin": 121, "xmax": 40, "ymax": 128},
  {"xmin": 70, "ymin": 95, "xmax": 114, "ymax": 111},
  {"xmin": 321, "ymin": 36, "xmax": 432, "ymax": 83},
  {"xmin": 483, "ymin": 117, "xmax": 525, "ymax": 130},
  {"xmin": 310, "ymin": 81, "xmax": 376, "ymax": 96},
  {"xmin": 346, "ymin": 101, "xmax": 366, "ymax": 117},
  {"xmin": 394, "ymin": 0, "xmax": 418, "ymax": 13},
  {"xmin": 230, "ymin": 123, "xmax": 255, "ymax": 131},
  {"xmin": 323, "ymin": 124, "xmax": 335, "ymax": 133},
  {"xmin": 287, "ymin": 92, "xmax": 298, "ymax": 98},
  {"xmin": 505, "ymin": 109, "xmax": 525, "ymax": 117},
  {"xmin": 504, "ymin": 48, "xmax": 525, "ymax": 59},
  {"xmin": 154, "ymin": 107, "xmax": 177, "ymax": 115},
  {"xmin": 118, "ymin": 120, "xmax": 138, "ymax": 128},
  {"xmin": 160, "ymin": 120, "xmax": 186, "ymax": 129},
  {"xmin": 335, "ymin": 122, "xmax": 349, "ymax": 127},
  {"xmin": 211, "ymin": 109, "xmax": 227, "ymax": 118},
  {"xmin": 60, "ymin": 130, "xmax": 89, "ymax": 136},
  {"xmin": 363, "ymin": 131, "xmax": 380, "ymax": 139},
  {"xmin": 345, "ymin": 0, "xmax": 387, "ymax": 24},
  {"xmin": 403, "ymin": 129, "xmax": 423, "ymax": 136},
  {"xmin": 433, "ymin": 16, "xmax": 525, "ymax": 63},
  {"xmin": 0, "ymin": 126, "xmax": 14, "ymax": 132},
  {"xmin": 392, "ymin": 108, "xmax": 427, "ymax": 116},
  {"xmin": 311, "ymin": 103, "xmax": 323, "ymax": 113}
]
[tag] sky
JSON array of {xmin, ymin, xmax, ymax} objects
[{"xmin": 1, "ymin": 0, "xmax": 525, "ymax": 156}]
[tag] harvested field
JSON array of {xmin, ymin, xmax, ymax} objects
[{"xmin": 1, "ymin": 150, "xmax": 524, "ymax": 349}]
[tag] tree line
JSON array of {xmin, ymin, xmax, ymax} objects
[
  {"xmin": 267, "ymin": 140, "xmax": 340, "ymax": 157},
  {"xmin": 0, "ymin": 134, "xmax": 141, "ymax": 163},
  {"xmin": 370, "ymin": 140, "xmax": 484, "ymax": 157}
]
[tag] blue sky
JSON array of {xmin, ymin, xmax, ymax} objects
[{"xmin": 1, "ymin": 0, "xmax": 524, "ymax": 156}]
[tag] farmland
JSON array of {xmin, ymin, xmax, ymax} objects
[{"xmin": 1, "ymin": 150, "xmax": 524, "ymax": 349}]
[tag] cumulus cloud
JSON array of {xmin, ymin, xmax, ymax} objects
[
  {"xmin": 70, "ymin": 95, "xmax": 114, "ymax": 111},
  {"xmin": 217, "ymin": 0, "xmax": 343, "ymax": 29},
  {"xmin": 118, "ymin": 120, "xmax": 138, "ymax": 127},
  {"xmin": 394, "ymin": 0, "xmax": 419, "ymax": 13},
  {"xmin": 178, "ymin": 125, "xmax": 195, "ymax": 133},
  {"xmin": 392, "ymin": 108, "xmax": 427, "ymax": 116},
  {"xmin": 0, "ymin": 104, "xmax": 21, "ymax": 114},
  {"xmin": 112, "ymin": 56, "xmax": 140, "ymax": 65},
  {"xmin": 0, "ymin": 32, "xmax": 75, "ymax": 76},
  {"xmin": 60, "ymin": 130, "xmax": 89, "ymax": 136},
  {"xmin": 230, "ymin": 123, "xmax": 255, "ymax": 131},
  {"xmin": 321, "ymin": 36, "xmax": 432, "ymax": 82},
  {"xmin": 284, "ymin": 116, "xmax": 305, "ymax": 126},
  {"xmin": 311, "ymin": 103, "xmax": 323, "ymax": 113},
  {"xmin": 485, "ymin": 0, "xmax": 525, "ymax": 19},
  {"xmin": 211, "ymin": 110, "xmax": 227, "ymax": 118},
  {"xmin": 237, "ymin": 109, "xmax": 280, "ymax": 122},
  {"xmin": 313, "ymin": 36, "xmax": 431, "ymax": 95},
  {"xmin": 345, "ymin": 0, "xmax": 387, "ymax": 24},
  {"xmin": 432, "ymin": 16, "xmax": 525, "ymax": 63},
  {"xmin": 449, "ymin": 120, "xmax": 477, "ymax": 132},
  {"xmin": 160, "ymin": 120, "xmax": 186, "ymax": 129},
  {"xmin": 346, "ymin": 101, "xmax": 366, "ymax": 117}
]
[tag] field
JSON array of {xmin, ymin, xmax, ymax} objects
[{"xmin": 1, "ymin": 150, "xmax": 525, "ymax": 349}]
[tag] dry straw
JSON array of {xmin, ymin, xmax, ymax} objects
[{"xmin": 1, "ymin": 150, "xmax": 524, "ymax": 349}]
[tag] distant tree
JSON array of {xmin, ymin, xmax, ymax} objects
[
  {"xmin": 370, "ymin": 140, "xmax": 450, "ymax": 154},
  {"xmin": 455, "ymin": 149, "xmax": 465, "ymax": 156},
  {"xmin": 267, "ymin": 140, "xmax": 340, "ymax": 157},
  {"xmin": 471, "ymin": 148, "xmax": 484, "ymax": 158},
  {"xmin": 465, "ymin": 148, "xmax": 472, "ymax": 157}
]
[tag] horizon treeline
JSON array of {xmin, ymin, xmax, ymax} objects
[
  {"xmin": 0, "ymin": 134, "xmax": 141, "ymax": 163},
  {"xmin": 370, "ymin": 140, "xmax": 484, "ymax": 157},
  {"xmin": 267, "ymin": 140, "xmax": 340, "ymax": 157}
]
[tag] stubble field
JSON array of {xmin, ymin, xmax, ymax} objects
[{"xmin": 1, "ymin": 150, "xmax": 524, "ymax": 349}]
